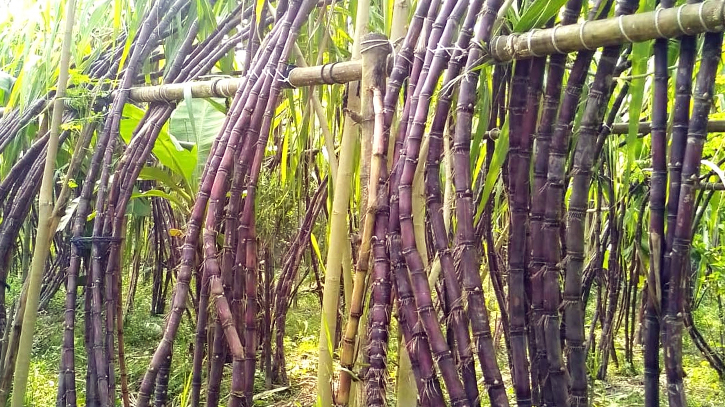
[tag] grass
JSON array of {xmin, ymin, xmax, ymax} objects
[{"xmin": 10, "ymin": 277, "xmax": 725, "ymax": 406}]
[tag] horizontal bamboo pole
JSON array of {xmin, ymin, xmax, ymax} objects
[
  {"xmin": 490, "ymin": 0, "xmax": 725, "ymax": 61},
  {"xmin": 484, "ymin": 119, "xmax": 725, "ymax": 138},
  {"xmin": 698, "ymin": 182, "xmax": 725, "ymax": 191},
  {"xmin": 610, "ymin": 120, "xmax": 725, "ymax": 134},
  {"xmin": 125, "ymin": 60, "xmax": 362, "ymax": 102},
  {"xmin": 124, "ymin": 1, "xmax": 725, "ymax": 102}
]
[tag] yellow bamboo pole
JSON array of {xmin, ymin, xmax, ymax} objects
[
  {"xmin": 609, "ymin": 119, "xmax": 725, "ymax": 134},
  {"xmin": 490, "ymin": 0, "xmax": 725, "ymax": 61},
  {"xmin": 10, "ymin": 0, "xmax": 76, "ymax": 404},
  {"xmin": 120, "ymin": 0, "xmax": 725, "ymax": 105},
  {"xmin": 125, "ymin": 61, "xmax": 363, "ymax": 102}
]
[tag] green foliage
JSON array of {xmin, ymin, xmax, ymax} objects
[
  {"xmin": 475, "ymin": 116, "xmax": 508, "ymax": 223},
  {"xmin": 120, "ymin": 104, "xmax": 198, "ymax": 186},
  {"xmin": 169, "ymin": 97, "xmax": 226, "ymax": 187},
  {"xmin": 514, "ymin": 0, "xmax": 570, "ymax": 32}
]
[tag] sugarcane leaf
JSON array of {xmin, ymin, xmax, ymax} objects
[
  {"xmin": 137, "ymin": 166, "xmax": 193, "ymax": 205},
  {"xmin": 253, "ymin": 386, "xmax": 290, "ymax": 401},
  {"xmin": 113, "ymin": 0, "xmax": 122, "ymax": 39},
  {"xmin": 626, "ymin": 0, "xmax": 654, "ymax": 165},
  {"xmin": 514, "ymin": 0, "xmax": 568, "ymax": 32},
  {"xmin": 204, "ymin": 97, "xmax": 227, "ymax": 114},
  {"xmin": 0, "ymin": 71, "xmax": 14, "ymax": 93},
  {"xmin": 475, "ymin": 118, "xmax": 509, "ymax": 221},
  {"xmin": 126, "ymin": 184, "xmax": 153, "ymax": 217},
  {"xmin": 57, "ymin": 196, "xmax": 80, "ymax": 232},
  {"xmin": 471, "ymin": 66, "xmax": 490, "ymax": 178},
  {"xmin": 131, "ymin": 189, "xmax": 187, "ymax": 212},
  {"xmin": 255, "ymin": 0, "xmax": 266, "ymax": 30},
  {"xmin": 701, "ymin": 160, "xmax": 725, "ymax": 188},
  {"xmin": 310, "ymin": 233, "xmax": 326, "ymax": 275},
  {"xmin": 153, "ymin": 128, "xmax": 198, "ymax": 187}
]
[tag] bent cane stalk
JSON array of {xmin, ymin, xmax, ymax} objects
[
  {"xmin": 140, "ymin": 22, "xmax": 286, "ymax": 406},
  {"xmin": 234, "ymin": 4, "xmax": 319, "ymax": 404},
  {"xmin": 423, "ymin": 0, "xmax": 491, "ymax": 405}
]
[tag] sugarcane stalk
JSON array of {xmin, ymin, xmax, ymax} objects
[
  {"xmin": 528, "ymin": 3, "xmax": 581, "ymax": 404},
  {"xmin": 315, "ymin": 21, "xmax": 371, "ymax": 407},
  {"xmin": 564, "ymin": 0, "xmax": 638, "ymax": 398},
  {"xmin": 361, "ymin": 88, "xmax": 391, "ymax": 407},
  {"xmin": 596, "ymin": 162, "xmax": 627, "ymax": 380},
  {"xmin": 538, "ymin": 1, "xmax": 615, "ymax": 404},
  {"xmin": 397, "ymin": 0, "xmax": 475, "ymax": 403},
  {"xmin": 271, "ymin": 178, "xmax": 328, "ymax": 384},
  {"xmin": 116, "ymin": 219, "xmax": 131, "ymax": 407},
  {"xmin": 643, "ymin": 0, "xmax": 673, "ymax": 404},
  {"xmin": 423, "ymin": 0, "xmax": 493, "ymax": 405},
  {"xmin": 663, "ymin": 0, "xmax": 700, "ymax": 350},
  {"xmin": 139, "ymin": 20, "xmax": 286, "ymax": 407},
  {"xmin": 333, "ymin": 1, "xmax": 373, "ymax": 399},
  {"xmin": 665, "ymin": 30, "xmax": 723, "ymax": 407},
  {"xmin": 450, "ymin": 0, "xmax": 510, "ymax": 405},
  {"xmin": 234, "ymin": 5, "xmax": 319, "ymax": 404},
  {"xmin": 385, "ymin": 6, "xmax": 443, "ymax": 405}
]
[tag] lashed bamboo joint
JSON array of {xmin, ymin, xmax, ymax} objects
[{"xmin": 490, "ymin": 1, "xmax": 725, "ymax": 61}]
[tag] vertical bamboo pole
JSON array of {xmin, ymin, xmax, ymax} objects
[
  {"xmin": 10, "ymin": 0, "xmax": 76, "ymax": 405},
  {"xmin": 337, "ymin": 33, "xmax": 391, "ymax": 405},
  {"xmin": 348, "ymin": 6, "xmax": 374, "ymax": 404},
  {"xmin": 315, "ymin": 14, "xmax": 370, "ymax": 404}
]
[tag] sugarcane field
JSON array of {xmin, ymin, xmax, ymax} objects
[{"xmin": 3, "ymin": 0, "xmax": 725, "ymax": 405}]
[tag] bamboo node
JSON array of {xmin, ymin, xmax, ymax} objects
[
  {"xmin": 676, "ymin": 4, "xmax": 690, "ymax": 34},
  {"xmin": 579, "ymin": 21, "xmax": 594, "ymax": 50},
  {"xmin": 551, "ymin": 25, "xmax": 564, "ymax": 54},
  {"xmin": 527, "ymin": 29, "xmax": 542, "ymax": 57},
  {"xmin": 654, "ymin": 7, "xmax": 666, "ymax": 37},
  {"xmin": 618, "ymin": 16, "xmax": 634, "ymax": 43},
  {"xmin": 698, "ymin": 1, "xmax": 710, "ymax": 31}
]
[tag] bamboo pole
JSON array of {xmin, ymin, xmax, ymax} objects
[
  {"xmin": 697, "ymin": 182, "xmax": 725, "ymax": 191},
  {"xmin": 119, "ymin": 0, "xmax": 725, "ymax": 105},
  {"xmin": 315, "ymin": 32, "xmax": 388, "ymax": 407},
  {"xmin": 484, "ymin": 120, "xmax": 725, "ymax": 137},
  {"xmin": 10, "ymin": 0, "xmax": 76, "ymax": 405},
  {"xmin": 125, "ymin": 61, "xmax": 363, "ymax": 102},
  {"xmin": 610, "ymin": 119, "xmax": 725, "ymax": 134},
  {"xmin": 490, "ymin": 0, "xmax": 725, "ymax": 61}
]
